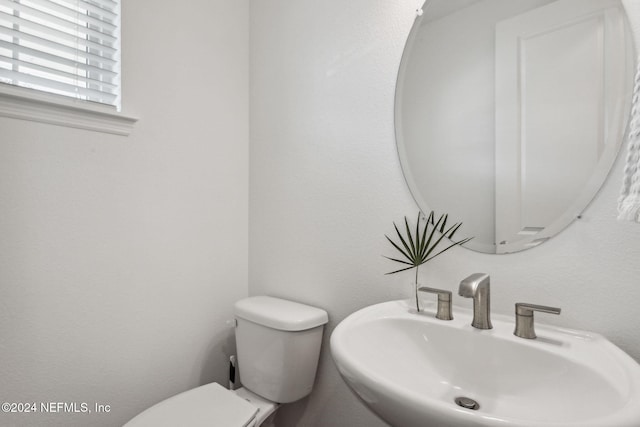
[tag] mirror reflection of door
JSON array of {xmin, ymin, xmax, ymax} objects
[
  {"xmin": 494, "ymin": 0, "xmax": 631, "ymax": 252},
  {"xmin": 395, "ymin": 0, "xmax": 635, "ymax": 253}
]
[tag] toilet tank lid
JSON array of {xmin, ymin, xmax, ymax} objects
[{"xmin": 234, "ymin": 296, "xmax": 328, "ymax": 331}]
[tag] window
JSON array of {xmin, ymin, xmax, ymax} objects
[{"xmin": 0, "ymin": 0, "xmax": 121, "ymax": 111}]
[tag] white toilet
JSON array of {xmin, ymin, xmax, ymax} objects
[{"xmin": 124, "ymin": 296, "xmax": 328, "ymax": 427}]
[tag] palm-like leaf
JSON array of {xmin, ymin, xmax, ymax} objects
[
  {"xmin": 384, "ymin": 211, "xmax": 473, "ymax": 312},
  {"xmin": 385, "ymin": 211, "xmax": 471, "ymax": 275}
]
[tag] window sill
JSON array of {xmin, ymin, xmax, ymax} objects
[{"xmin": 0, "ymin": 85, "xmax": 138, "ymax": 136}]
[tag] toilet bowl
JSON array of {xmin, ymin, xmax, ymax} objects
[{"xmin": 124, "ymin": 296, "xmax": 328, "ymax": 427}]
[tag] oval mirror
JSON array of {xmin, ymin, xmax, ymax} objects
[{"xmin": 395, "ymin": 0, "xmax": 636, "ymax": 253}]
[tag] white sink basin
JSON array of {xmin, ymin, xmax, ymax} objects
[{"xmin": 330, "ymin": 299, "xmax": 640, "ymax": 427}]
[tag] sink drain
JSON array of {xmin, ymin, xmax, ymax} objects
[{"xmin": 455, "ymin": 397, "xmax": 480, "ymax": 410}]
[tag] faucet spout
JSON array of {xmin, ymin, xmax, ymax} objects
[{"xmin": 458, "ymin": 273, "xmax": 492, "ymax": 329}]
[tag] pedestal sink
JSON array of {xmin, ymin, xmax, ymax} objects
[{"xmin": 330, "ymin": 299, "xmax": 640, "ymax": 427}]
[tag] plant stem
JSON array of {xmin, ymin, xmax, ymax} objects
[{"xmin": 415, "ymin": 266, "xmax": 420, "ymax": 312}]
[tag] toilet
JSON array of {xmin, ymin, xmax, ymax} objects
[{"xmin": 124, "ymin": 296, "xmax": 328, "ymax": 427}]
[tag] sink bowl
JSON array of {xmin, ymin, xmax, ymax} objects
[{"xmin": 330, "ymin": 299, "xmax": 640, "ymax": 427}]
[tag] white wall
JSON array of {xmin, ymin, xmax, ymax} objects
[
  {"xmin": 0, "ymin": 1, "xmax": 249, "ymax": 426},
  {"xmin": 249, "ymin": 1, "xmax": 640, "ymax": 427}
]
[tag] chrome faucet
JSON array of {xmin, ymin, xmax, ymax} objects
[
  {"xmin": 458, "ymin": 273, "xmax": 492, "ymax": 329},
  {"xmin": 514, "ymin": 303, "xmax": 561, "ymax": 339},
  {"xmin": 418, "ymin": 286, "xmax": 453, "ymax": 320}
]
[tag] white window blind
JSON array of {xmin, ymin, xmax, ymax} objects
[{"xmin": 0, "ymin": 0, "xmax": 120, "ymax": 109}]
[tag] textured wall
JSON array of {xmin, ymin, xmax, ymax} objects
[
  {"xmin": 249, "ymin": 1, "xmax": 640, "ymax": 426},
  {"xmin": 0, "ymin": 1, "xmax": 249, "ymax": 426}
]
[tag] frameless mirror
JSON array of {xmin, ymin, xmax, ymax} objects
[{"xmin": 395, "ymin": 0, "xmax": 635, "ymax": 253}]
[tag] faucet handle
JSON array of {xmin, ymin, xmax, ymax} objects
[
  {"xmin": 418, "ymin": 286, "xmax": 453, "ymax": 320},
  {"xmin": 516, "ymin": 303, "xmax": 561, "ymax": 316},
  {"xmin": 514, "ymin": 302, "xmax": 561, "ymax": 339}
]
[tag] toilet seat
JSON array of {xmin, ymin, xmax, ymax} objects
[
  {"xmin": 233, "ymin": 387, "xmax": 279, "ymax": 426},
  {"xmin": 124, "ymin": 383, "xmax": 258, "ymax": 427}
]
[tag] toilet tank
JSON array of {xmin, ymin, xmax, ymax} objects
[{"xmin": 234, "ymin": 296, "xmax": 328, "ymax": 403}]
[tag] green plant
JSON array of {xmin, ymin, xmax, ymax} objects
[{"xmin": 385, "ymin": 211, "xmax": 472, "ymax": 312}]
